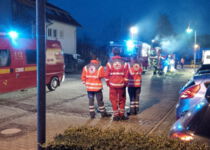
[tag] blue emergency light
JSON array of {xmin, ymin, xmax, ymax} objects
[
  {"xmin": 125, "ymin": 40, "xmax": 136, "ymax": 56},
  {"xmin": 126, "ymin": 40, "xmax": 134, "ymax": 51},
  {"xmin": 8, "ymin": 31, "xmax": 18, "ymax": 39}
]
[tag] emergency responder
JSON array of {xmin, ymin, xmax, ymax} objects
[
  {"xmin": 105, "ymin": 47, "xmax": 129, "ymax": 121},
  {"xmin": 127, "ymin": 55, "xmax": 143, "ymax": 115},
  {"xmin": 81, "ymin": 53, "xmax": 111, "ymax": 119},
  {"xmin": 180, "ymin": 58, "xmax": 185, "ymax": 69},
  {"xmin": 152, "ymin": 58, "xmax": 158, "ymax": 75}
]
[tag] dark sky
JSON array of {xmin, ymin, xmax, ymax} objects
[{"xmin": 48, "ymin": 0, "xmax": 210, "ymax": 44}]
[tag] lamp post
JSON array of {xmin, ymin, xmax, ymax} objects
[
  {"xmin": 130, "ymin": 26, "xmax": 138, "ymax": 40},
  {"xmin": 186, "ymin": 26, "xmax": 199, "ymax": 69}
]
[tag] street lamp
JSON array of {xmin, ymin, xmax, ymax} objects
[
  {"xmin": 186, "ymin": 26, "xmax": 198, "ymax": 69},
  {"xmin": 130, "ymin": 26, "xmax": 138, "ymax": 40}
]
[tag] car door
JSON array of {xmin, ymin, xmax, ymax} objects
[{"xmin": 23, "ymin": 49, "xmax": 37, "ymax": 88}]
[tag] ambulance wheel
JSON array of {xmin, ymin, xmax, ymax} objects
[{"xmin": 47, "ymin": 77, "xmax": 59, "ymax": 91}]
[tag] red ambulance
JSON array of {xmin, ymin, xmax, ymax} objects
[{"xmin": 0, "ymin": 34, "xmax": 64, "ymax": 94}]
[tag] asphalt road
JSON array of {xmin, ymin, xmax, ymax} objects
[
  {"xmin": 0, "ymin": 69, "xmax": 191, "ymax": 122},
  {"xmin": 0, "ymin": 69, "xmax": 202, "ymax": 150}
]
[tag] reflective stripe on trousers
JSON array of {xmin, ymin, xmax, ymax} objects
[
  {"xmin": 87, "ymin": 90, "xmax": 105, "ymax": 114},
  {"xmin": 128, "ymin": 87, "xmax": 141, "ymax": 110}
]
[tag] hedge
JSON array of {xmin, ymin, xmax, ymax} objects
[{"xmin": 44, "ymin": 127, "xmax": 209, "ymax": 150}]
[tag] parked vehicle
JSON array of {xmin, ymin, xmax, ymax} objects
[
  {"xmin": 170, "ymin": 68, "xmax": 210, "ymax": 141},
  {"xmin": 72, "ymin": 53, "xmax": 85, "ymax": 65},
  {"xmin": 0, "ymin": 36, "xmax": 64, "ymax": 94},
  {"xmin": 202, "ymin": 50, "xmax": 210, "ymax": 64},
  {"xmin": 64, "ymin": 54, "xmax": 77, "ymax": 73},
  {"xmin": 195, "ymin": 64, "xmax": 210, "ymax": 75}
]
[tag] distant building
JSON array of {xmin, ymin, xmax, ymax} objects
[
  {"xmin": 195, "ymin": 35, "xmax": 210, "ymax": 61},
  {"xmin": 0, "ymin": 0, "xmax": 81, "ymax": 55}
]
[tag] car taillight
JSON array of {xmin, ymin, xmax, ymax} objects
[
  {"xmin": 172, "ymin": 132, "xmax": 194, "ymax": 141},
  {"xmin": 180, "ymin": 84, "xmax": 200, "ymax": 99}
]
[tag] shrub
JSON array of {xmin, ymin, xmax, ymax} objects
[{"xmin": 45, "ymin": 127, "xmax": 209, "ymax": 150}]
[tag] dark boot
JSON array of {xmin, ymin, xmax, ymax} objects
[
  {"xmin": 128, "ymin": 107, "xmax": 136, "ymax": 115},
  {"xmin": 101, "ymin": 112, "xmax": 112, "ymax": 118},
  {"xmin": 113, "ymin": 116, "xmax": 121, "ymax": 121},
  {"xmin": 135, "ymin": 107, "xmax": 139, "ymax": 115},
  {"xmin": 120, "ymin": 115, "xmax": 129, "ymax": 120},
  {"xmin": 90, "ymin": 112, "xmax": 95, "ymax": 119}
]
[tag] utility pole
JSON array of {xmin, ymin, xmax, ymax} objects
[
  {"xmin": 194, "ymin": 30, "xmax": 197, "ymax": 69},
  {"xmin": 36, "ymin": 0, "xmax": 46, "ymax": 150}
]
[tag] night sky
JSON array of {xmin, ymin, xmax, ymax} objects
[{"xmin": 48, "ymin": 0, "xmax": 210, "ymax": 45}]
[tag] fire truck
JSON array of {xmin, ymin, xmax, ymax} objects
[
  {"xmin": 0, "ymin": 31, "xmax": 64, "ymax": 94},
  {"xmin": 109, "ymin": 40, "xmax": 151, "ymax": 71}
]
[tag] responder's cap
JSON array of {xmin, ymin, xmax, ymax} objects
[{"xmin": 112, "ymin": 47, "xmax": 121, "ymax": 55}]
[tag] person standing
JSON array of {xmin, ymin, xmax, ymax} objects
[
  {"xmin": 81, "ymin": 53, "xmax": 111, "ymax": 119},
  {"xmin": 105, "ymin": 47, "xmax": 129, "ymax": 121},
  {"xmin": 180, "ymin": 58, "xmax": 185, "ymax": 69},
  {"xmin": 127, "ymin": 55, "xmax": 143, "ymax": 115}
]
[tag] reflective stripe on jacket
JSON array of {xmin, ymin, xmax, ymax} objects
[
  {"xmin": 105, "ymin": 56, "xmax": 128, "ymax": 88},
  {"xmin": 127, "ymin": 62, "xmax": 142, "ymax": 87},
  {"xmin": 81, "ymin": 60, "xmax": 104, "ymax": 91}
]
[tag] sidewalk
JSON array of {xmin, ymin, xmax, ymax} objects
[{"xmin": 0, "ymin": 99, "xmax": 177, "ymax": 150}]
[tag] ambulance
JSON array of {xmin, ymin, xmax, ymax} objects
[{"xmin": 0, "ymin": 32, "xmax": 64, "ymax": 94}]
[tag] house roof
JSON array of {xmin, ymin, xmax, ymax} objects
[
  {"xmin": 17, "ymin": 0, "xmax": 81, "ymax": 27},
  {"xmin": 46, "ymin": 2, "xmax": 81, "ymax": 27}
]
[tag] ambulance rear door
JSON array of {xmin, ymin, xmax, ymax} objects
[{"xmin": 0, "ymin": 48, "xmax": 16, "ymax": 93}]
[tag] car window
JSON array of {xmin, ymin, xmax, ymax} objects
[
  {"xmin": 0, "ymin": 50, "xmax": 10, "ymax": 67},
  {"xmin": 25, "ymin": 50, "xmax": 36, "ymax": 64},
  {"xmin": 197, "ymin": 70, "xmax": 210, "ymax": 75}
]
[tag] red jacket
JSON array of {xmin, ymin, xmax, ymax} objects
[
  {"xmin": 105, "ymin": 56, "xmax": 128, "ymax": 88},
  {"xmin": 127, "ymin": 62, "xmax": 143, "ymax": 87},
  {"xmin": 81, "ymin": 60, "xmax": 104, "ymax": 91}
]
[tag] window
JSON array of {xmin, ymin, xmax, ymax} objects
[
  {"xmin": 0, "ymin": 50, "xmax": 10, "ymax": 67},
  {"xmin": 48, "ymin": 28, "xmax": 52, "ymax": 37},
  {"xmin": 60, "ymin": 30, "xmax": 64, "ymax": 39},
  {"xmin": 25, "ymin": 50, "xmax": 36, "ymax": 64},
  {"xmin": 53, "ymin": 29, "xmax": 57, "ymax": 38}
]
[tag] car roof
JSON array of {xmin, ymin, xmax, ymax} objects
[
  {"xmin": 194, "ymin": 73, "xmax": 210, "ymax": 83},
  {"xmin": 197, "ymin": 64, "xmax": 210, "ymax": 71}
]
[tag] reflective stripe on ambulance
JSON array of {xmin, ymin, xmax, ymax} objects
[{"xmin": 0, "ymin": 69, "xmax": 10, "ymax": 74}]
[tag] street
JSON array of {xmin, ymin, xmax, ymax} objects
[{"xmin": 0, "ymin": 69, "xmax": 200, "ymax": 150}]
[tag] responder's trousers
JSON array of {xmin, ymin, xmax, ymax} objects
[
  {"xmin": 87, "ymin": 90, "xmax": 106, "ymax": 118},
  {"xmin": 109, "ymin": 87, "xmax": 126, "ymax": 117},
  {"xmin": 128, "ymin": 87, "xmax": 141, "ymax": 114}
]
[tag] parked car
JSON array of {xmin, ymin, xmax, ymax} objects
[
  {"xmin": 195, "ymin": 64, "xmax": 210, "ymax": 75},
  {"xmin": 170, "ymin": 66, "xmax": 210, "ymax": 141},
  {"xmin": 64, "ymin": 54, "xmax": 77, "ymax": 73}
]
